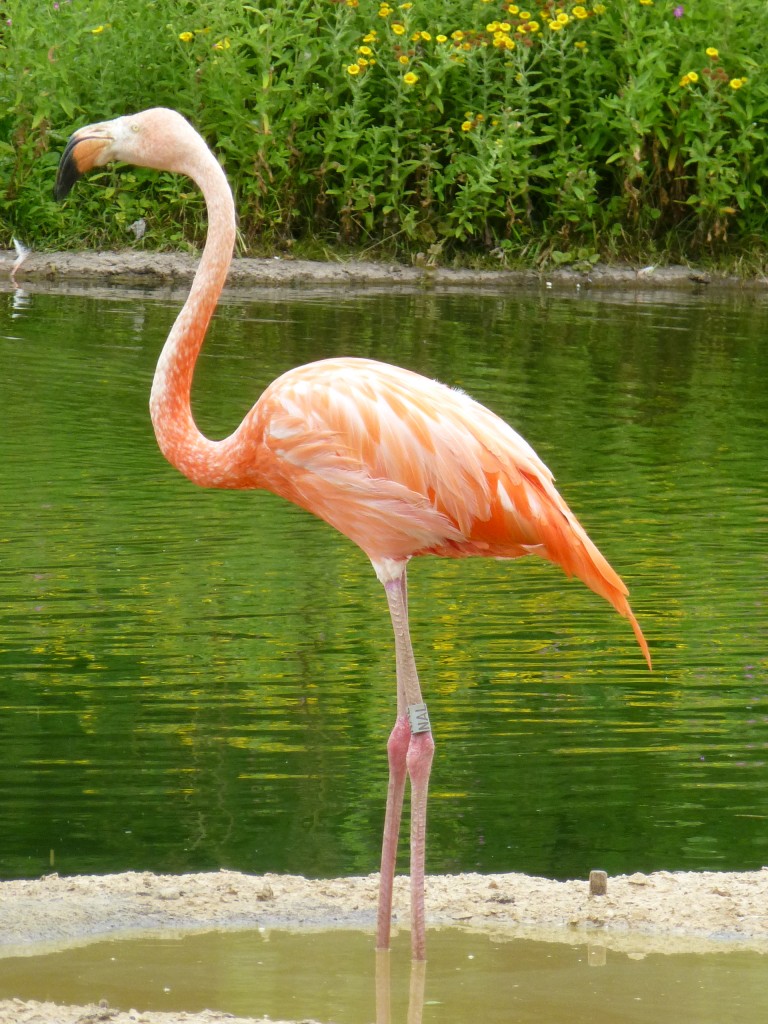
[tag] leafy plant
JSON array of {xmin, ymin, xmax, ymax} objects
[{"xmin": 1, "ymin": 0, "xmax": 767, "ymax": 265}]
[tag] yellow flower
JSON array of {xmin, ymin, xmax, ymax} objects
[
  {"xmin": 557, "ymin": 12, "xmax": 570, "ymax": 24},
  {"xmin": 420, "ymin": 31, "xmax": 431, "ymax": 41},
  {"xmin": 378, "ymin": 4, "xmax": 392, "ymax": 17},
  {"xmin": 639, "ymin": 0, "xmax": 653, "ymax": 5},
  {"xmin": 347, "ymin": 63, "xmax": 361, "ymax": 75},
  {"xmin": 363, "ymin": 31, "xmax": 378, "ymax": 42},
  {"xmin": 403, "ymin": 71, "xmax": 418, "ymax": 84},
  {"xmin": 486, "ymin": 21, "xmax": 499, "ymax": 32},
  {"xmin": 729, "ymin": 77, "xmax": 745, "ymax": 89},
  {"xmin": 520, "ymin": 9, "xmax": 531, "ymax": 16},
  {"xmin": 451, "ymin": 30, "xmax": 464, "ymax": 41},
  {"xmin": 358, "ymin": 45, "xmax": 372, "ymax": 55},
  {"xmin": 686, "ymin": 71, "xmax": 699, "ymax": 82},
  {"xmin": 593, "ymin": 2, "xmax": 606, "ymax": 11},
  {"xmin": 213, "ymin": 37, "xmax": 230, "ymax": 50},
  {"xmin": 91, "ymin": 24, "xmax": 105, "ymax": 34},
  {"xmin": 461, "ymin": 120, "xmax": 473, "ymax": 132},
  {"xmin": 527, "ymin": 21, "xmax": 540, "ymax": 32},
  {"xmin": 549, "ymin": 19, "xmax": 563, "ymax": 30},
  {"xmin": 357, "ymin": 57, "xmax": 369, "ymax": 66},
  {"xmin": 398, "ymin": 54, "xmax": 409, "ymax": 64},
  {"xmin": 575, "ymin": 40, "xmax": 587, "ymax": 50},
  {"xmin": 436, "ymin": 34, "xmax": 447, "ymax": 42},
  {"xmin": 508, "ymin": 4, "xmax": 520, "ymax": 13},
  {"xmin": 392, "ymin": 22, "xmax": 405, "ymax": 35},
  {"xmin": 399, "ymin": 2, "xmax": 413, "ymax": 7},
  {"xmin": 705, "ymin": 47, "xmax": 719, "ymax": 58},
  {"xmin": 178, "ymin": 31, "xmax": 194, "ymax": 42},
  {"xmin": 573, "ymin": 5, "xmax": 588, "ymax": 17}
]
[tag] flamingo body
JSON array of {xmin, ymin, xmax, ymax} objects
[
  {"xmin": 55, "ymin": 108, "xmax": 650, "ymax": 961},
  {"xmin": 155, "ymin": 346, "xmax": 649, "ymax": 654}
]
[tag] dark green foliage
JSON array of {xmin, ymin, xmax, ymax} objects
[{"xmin": 1, "ymin": 0, "xmax": 766, "ymax": 265}]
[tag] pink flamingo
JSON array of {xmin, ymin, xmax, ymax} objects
[{"xmin": 55, "ymin": 108, "xmax": 651, "ymax": 961}]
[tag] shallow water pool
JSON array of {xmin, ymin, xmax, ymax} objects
[{"xmin": 1, "ymin": 927, "xmax": 766, "ymax": 1024}]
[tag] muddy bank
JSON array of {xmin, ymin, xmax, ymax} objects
[
  {"xmin": 0, "ymin": 1004, "xmax": 298, "ymax": 1024},
  {"xmin": 3, "ymin": 247, "xmax": 764, "ymax": 295},
  {"xmin": 2, "ymin": 868, "xmax": 767, "ymax": 957}
]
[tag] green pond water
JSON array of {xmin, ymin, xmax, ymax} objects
[
  {"xmin": 0, "ymin": 929, "xmax": 765, "ymax": 1024},
  {"xmin": 1, "ymin": 282, "xmax": 766, "ymax": 885}
]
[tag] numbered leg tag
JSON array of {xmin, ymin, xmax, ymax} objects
[{"xmin": 407, "ymin": 702, "xmax": 431, "ymax": 735}]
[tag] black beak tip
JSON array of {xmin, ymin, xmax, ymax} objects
[
  {"xmin": 54, "ymin": 168, "xmax": 77, "ymax": 202},
  {"xmin": 54, "ymin": 136, "xmax": 82, "ymax": 201}
]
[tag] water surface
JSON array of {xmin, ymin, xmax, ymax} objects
[
  {"xmin": 1, "ymin": 282, "xmax": 766, "ymax": 883},
  {"xmin": 0, "ymin": 928, "xmax": 765, "ymax": 1024}
]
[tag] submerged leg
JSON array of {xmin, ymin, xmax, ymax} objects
[
  {"xmin": 408, "ymin": 959, "xmax": 427, "ymax": 1024},
  {"xmin": 378, "ymin": 569, "xmax": 435, "ymax": 961},
  {"xmin": 375, "ymin": 948, "xmax": 391, "ymax": 1024}
]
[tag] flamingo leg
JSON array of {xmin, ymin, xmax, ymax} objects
[
  {"xmin": 377, "ymin": 569, "xmax": 435, "ymax": 961},
  {"xmin": 377, "ymin": 713, "xmax": 409, "ymax": 950}
]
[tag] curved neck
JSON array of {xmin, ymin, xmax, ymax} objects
[{"xmin": 148, "ymin": 148, "xmax": 237, "ymax": 486}]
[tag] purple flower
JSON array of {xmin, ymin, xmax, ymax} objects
[{"xmin": 673, "ymin": 4, "xmax": 684, "ymax": 16}]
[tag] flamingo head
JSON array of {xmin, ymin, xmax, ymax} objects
[{"xmin": 55, "ymin": 107, "xmax": 205, "ymax": 200}]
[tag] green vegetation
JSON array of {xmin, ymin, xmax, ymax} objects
[{"xmin": 1, "ymin": 0, "xmax": 767, "ymax": 267}]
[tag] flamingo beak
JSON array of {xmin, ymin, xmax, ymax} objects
[{"xmin": 54, "ymin": 130, "xmax": 112, "ymax": 200}]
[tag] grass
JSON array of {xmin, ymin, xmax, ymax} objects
[{"xmin": 1, "ymin": 0, "xmax": 767, "ymax": 270}]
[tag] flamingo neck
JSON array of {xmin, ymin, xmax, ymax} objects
[{"xmin": 148, "ymin": 149, "xmax": 237, "ymax": 487}]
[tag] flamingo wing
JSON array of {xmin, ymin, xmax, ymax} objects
[{"xmin": 251, "ymin": 357, "xmax": 650, "ymax": 666}]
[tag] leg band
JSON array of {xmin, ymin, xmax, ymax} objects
[{"xmin": 407, "ymin": 702, "xmax": 431, "ymax": 735}]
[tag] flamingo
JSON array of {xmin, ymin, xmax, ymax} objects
[{"xmin": 55, "ymin": 108, "xmax": 651, "ymax": 961}]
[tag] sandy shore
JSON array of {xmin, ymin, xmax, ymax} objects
[{"xmin": 1, "ymin": 867, "xmax": 767, "ymax": 1023}]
